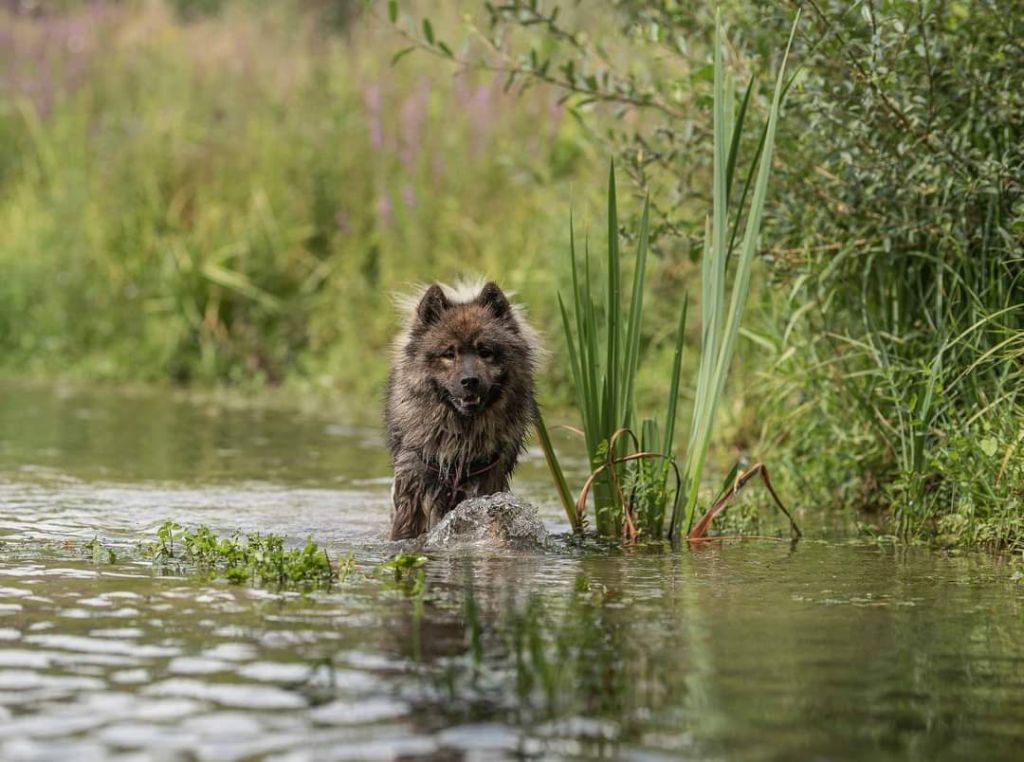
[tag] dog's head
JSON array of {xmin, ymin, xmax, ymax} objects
[{"xmin": 409, "ymin": 282, "xmax": 525, "ymax": 417}]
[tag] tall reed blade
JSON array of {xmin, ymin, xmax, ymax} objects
[
  {"xmin": 674, "ymin": 10, "xmax": 799, "ymax": 539},
  {"xmin": 664, "ymin": 294, "xmax": 689, "ymax": 535},
  {"xmin": 605, "ymin": 161, "xmax": 621, "ymax": 450},
  {"xmin": 622, "ymin": 197, "xmax": 651, "ymax": 430},
  {"xmin": 535, "ymin": 414, "xmax": 579, "ymax": 532}
]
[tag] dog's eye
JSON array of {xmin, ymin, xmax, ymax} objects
[
  {"xmin": 478, "ymin": 346, "xmax": 494, "ymax": 360},
  {"xmin": 440, "ymin": 347, "xmax": 456, "ymax": 360}
]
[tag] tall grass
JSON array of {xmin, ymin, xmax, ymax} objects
[{"xmin": 539, "ymin": 10, "xmax": 798, "ymax": 540}]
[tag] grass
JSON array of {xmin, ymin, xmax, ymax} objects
[
  {"xmin": 763, "ymin": 247, "xmax": 1024, "ymax": 548},
  {"xmin": 751, "ymin": 1, "xmax": 1024, "ymax": 550},
  {"xmin": 538, "ymin": 10, "xmax": 800, "ymax": 541},
  {"xmin": 378, "ymin": 551, "xmax": 428, "ymax": 596}
]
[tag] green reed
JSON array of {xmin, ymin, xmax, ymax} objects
[{"xmin": 538, "ymin": 10, "xmax": 798, "ymax": 540}]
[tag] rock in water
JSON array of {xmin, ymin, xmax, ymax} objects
[{"xmin": 424, "ymin": 492, "xmax": 549, "ymax": 550}]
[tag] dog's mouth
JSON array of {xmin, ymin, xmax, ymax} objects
[{"xmin": 450, "ymin": 391, "xmax": 487, "ymax": 415}]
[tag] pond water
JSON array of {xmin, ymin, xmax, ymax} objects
[{"xmin": 1, "ymin": 381, "xmax": 1022, "ymax": 761}]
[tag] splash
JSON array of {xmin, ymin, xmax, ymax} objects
[{"xmin": 424, "ymin": 493, "xmax": 550, "ymax": 551}]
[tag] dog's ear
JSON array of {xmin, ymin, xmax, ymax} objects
[
  {"xmin": 416, "ymin": 284, "xmax": 451, "ymax": 326},
  {"xmin": 477, "ymin": 281, "xmax": 511, "ymax": 320}
]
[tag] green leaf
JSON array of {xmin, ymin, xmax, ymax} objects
[
  {"xmin": 200, "ymin": 263, "xmax": 281, "ymax": 312},
  {"xmin": 663, "ymin": 293, "xmax": 688, "ymax": 460},
  {"xmin": 606, "ymin": 160, "xmax": 620, "ymax": 440},
  {"xmin": 390, "ymin": 46, "xmax": 416, "ymax": 66},
  {"xmin": 726, "ymin": 76, "xmax": 755, "ymax": 207},
  {"xmin": 422, "ymin": 18, "xmax": 434, "ymax": 45},
  {"xmin": 387, "ymin": 0, "xmax": 397, "ymax": 23}
]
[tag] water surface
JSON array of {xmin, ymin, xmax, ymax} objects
[{"xmin": 1, "ymin": 381, "xmax": 1022, "ymax": 761}]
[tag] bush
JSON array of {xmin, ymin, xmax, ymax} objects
[{"xmin": 760, "ymin": 0, "xmax": 1024, "ymax": 547}]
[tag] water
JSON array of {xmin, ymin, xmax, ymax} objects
[{"xmin": 1, "ymin": 381, "xmax": 1023, "ymax": 761}]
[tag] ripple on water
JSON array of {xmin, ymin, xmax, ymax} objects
[
  {"xmin": 307, "ymin": 698, "xmax": 410, "ymax": 726},
  {"xmin": 0, "ymin": 478, "xmax": 391, "ymax": 547},
  {"xmin": 24, "ymin": 634, "xmax": 177, "ymax": 658},
  {"xmin": 142, "ymin": 679, "xmax": 307, "ymax": 710},
  {"xmin": 166, "ymin": 657, "xmax": 231, "ymax": 676},
  {"xmin": 0, "ymin": 671, "xmax": 106, "ymax": 692},
  {"xmin": 237, "ymin": 661, "xmax": 318, "ymax": 683}
]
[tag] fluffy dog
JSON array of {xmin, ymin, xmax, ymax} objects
[{"xmin": 385, "ymin": 281, "xmax": 539, "ymax": 539}]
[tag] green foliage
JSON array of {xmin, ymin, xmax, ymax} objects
[
  {"xmin": 377, "ymin": 552, "xmax": 427, "ymax": 596},
  {"xmin": 146, "ymin": 520, "xmax": 347, "ymax": 589},
  {"xmin": 675, "ymin": 12, "xmax": 795, "ymax": 538},
  {"xmin": 83, "ymin": 537, "xmax": 118, "ymax": 565},
  {"xmin": 534, "ymin": 414, "xmax": 579, "ymax": 532},
  {"xmin": 547, "ymin": 164, "xmax": 686, "ymax": 539},
  {"xmin": 4, "ymin": 0, "xmax": 1021, "ymax": 548},
  {"xmin": 378, "ymin": 551, "xmax": 427, "ymax": 578},
  {"xmin": 394, "ymin": 1, "xmax": 736, "ymax": 245},
  {"xmin": 409, "ymin": 0, "xmax": 1023, "ymax": 547}
]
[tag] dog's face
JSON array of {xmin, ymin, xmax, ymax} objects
[{"xmin": 411, "ymin": 283, "xmax": 521, "ymax": 417}]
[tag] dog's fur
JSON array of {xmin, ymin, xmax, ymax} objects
[{"xmin": 385, "ymin": 280, "xmax": 539, "ymax": 540}]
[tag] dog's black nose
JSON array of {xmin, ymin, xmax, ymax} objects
[{"xmin": 460, "ymin": 375, "xmax": 480, "ymax": 391}]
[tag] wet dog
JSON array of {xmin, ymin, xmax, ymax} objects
[{"xmin": 385, "ymin": 281, "xmax": 539, "ymax": 539}]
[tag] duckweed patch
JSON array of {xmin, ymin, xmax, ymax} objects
[
  {"xmin": 145, "ymin": 520, "xmax": 350, "ymax": 590},
  {"xmin": 78, "ymin": 525, "xmax": 439, "ymax": 596}
]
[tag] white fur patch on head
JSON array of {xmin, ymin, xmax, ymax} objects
[
  {"xmin": 393, "ymin": 276, "xmax": 486, "ymax": 317},
  {"xmin": 392, "ymin": 277, "xmax": 545, "ymax": 361}
]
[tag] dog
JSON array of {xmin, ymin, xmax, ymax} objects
[{"xmin": 384, "ymin": 280, "xmax": 539, "ymax": 539}]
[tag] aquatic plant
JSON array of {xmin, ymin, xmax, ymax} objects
[
  {"xmin": 537, "ymin": 10, "xmax": 800, "ymax": 541},
  {"xmin": 146, "ymin": 520, "xmax": 349, "ymax": 589},
  {"xmin": 379, "ymin": 551, "xmax": 427, "ymax": 576},
  {"xmin": 83, "ymin": 536, "xmax": 119, "ymax": 565}
]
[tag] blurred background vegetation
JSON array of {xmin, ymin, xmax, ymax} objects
[
  {"xmin": 1, "ymin": 0, "xmax": 1021, "ymax": 547},
  {"xmin": 0, "ymin": 0, "xmax": 598, "ymax": 400}
]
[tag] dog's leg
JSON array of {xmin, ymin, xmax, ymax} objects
[
  {"xmin": 424, "ymin": 488, "xmax": 450, "ymax": 531},
  {"xmin": 390, "ymin": 470, "xmax": 427, "ymax": 540}
]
